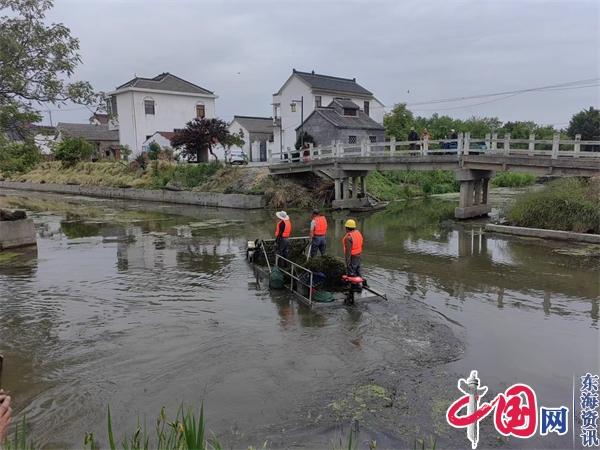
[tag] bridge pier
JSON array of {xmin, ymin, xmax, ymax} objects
[
  {"xmin": 331, "ymin": 171, "xmax": 371, "ymax": 209},
  {"xmin": 454, "ymin": 169, "xmax": 494, "ymax": 219}
]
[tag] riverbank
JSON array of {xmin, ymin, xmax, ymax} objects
[{"xmin": 0, "ymin": 162, "xmax": 327, "ymax": 209}]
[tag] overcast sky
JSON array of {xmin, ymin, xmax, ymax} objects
[{"xmin": 41, "ymin": 0, "xmax": 599, "ymax": 128}]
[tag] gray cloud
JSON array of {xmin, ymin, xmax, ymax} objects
[{"xmin": 43, "ymin": 0, "xmax": 599, "ymax": 127}]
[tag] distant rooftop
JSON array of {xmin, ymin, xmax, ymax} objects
[
  {"xmin": 292, "ymin": 69, "xmax": 373, "ymax": 96},
  {"xmin": 297, "ymin": 99, "xmax": 384, "ymax": 131},
  {"xmin": 232, "ymin": 115, "xmax": 274, "ymax": 134},
  {"xmin": 115, "ymin": 72, "xmax": 214, "ymax": 95},
  {"xmin": 57, "ymin": 122, "xmax": 119, "ymax": 141}
]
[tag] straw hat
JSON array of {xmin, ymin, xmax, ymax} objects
[{"xmin": 276, "ymin": 211, "xmax": 289, "ymax": 220}]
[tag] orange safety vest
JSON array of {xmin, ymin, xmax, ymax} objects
[
  {"xmin": 275, "ymin": 219, "xmax": 292, "ymax": 238},
  {"xmin": 312, "ymin": 215, "xmax": 328, "ymax": 236},
  {"xmin": 343, "ymin": 229, "xmax": 363, "ymax": 256}
]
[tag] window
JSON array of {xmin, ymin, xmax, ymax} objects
[
  {"xmin": 196, "ymin": 104, "xmax": 205, "ymax": 118},
  {"xmin": 315, "ymin": 96, "xmax": 322, "ymax": 108},
  {"xmin": 369, "ymin": 135, "xmax": 377, "ymax": 143},
  {"xmin": 364, "ymin": 101, "xmax": 370, "ymax": 116},
  {"xmin": 144, "ymin": 98, "xmax": 155, "ymax": 115},
  {"xmin": 343, "ymin": 108, "xmax": 357, "ymax": 116},
  {"xmin": 348, "ymin": 135, "xmax": 357, "ymax": 144}
]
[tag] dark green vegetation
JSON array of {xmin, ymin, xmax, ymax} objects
[
  {"xmin": 507, "ymin": 178, "xmax": 600, "ymax": 233},
  {"xmin": 367, "ymin": 170, "xmax": 458, "ymax": 200},
  {"xmin": 149, "ymin": 161, "xmax": 222, "ymax": 189},
  {"xmin": 53, "ymin": 137, "xmax": 94, "ymax": 167},
  {"xmin": 384, "ymin": 103, "xmax": 558, "ymax": 140},
  {"xmin": 491, "ymin": 172, "xmax": 537, "ymax": 188},
  {"xmin": 567, "ymin": 106, "xmax": 600, "ymax": 142},
  {"xmin": 0, "ymin": 136, "xmax": 40, "ymax": 175}
]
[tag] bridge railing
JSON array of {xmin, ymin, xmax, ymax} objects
[{"xmin": 268, "ymin": 133, "xmax": 600, "ymax": 164}]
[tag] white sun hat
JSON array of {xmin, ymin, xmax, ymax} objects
[{"xmin": 276, "ymin": 211, "xmax": 289, "ymax": 220}]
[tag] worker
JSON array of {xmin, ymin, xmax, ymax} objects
[
  {"xmin": 0, "ymin": 390, "xmax": 11, "ymax": 444},
  {"xmin": 275, "ymin": 211, "xmax": 292, "ymax": 258},
  {"xmin": 309, "ymin": 209, "xmax": 328, "ymax": 257},
  {"xmin": 342, "ymin": 219, "xmax": 367, "ymax": 286}
]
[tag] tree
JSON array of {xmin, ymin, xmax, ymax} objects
[
  {"xmin": 383, "ymin": 103, "xmax": 414, "ymax": 139},
  {"xmin": 119, "ymin": 144, "xmax": 132, "ymax": 161},
  {"xmin": 295, "ymin": 131, "xmax": 316, "ymax": 150},
  {"xmin": 567, "ymin": 107, "xmax": 600, "ymax": 141},
  {"xmin": 171, "ymin": 118, "xmax": 230, "ymax": 162},
  {"xmin": 0, "ymin": 0, "xmax": 101, "ymax": 137},
  {"xmin": 147, "ymin": 141, "xmax": 160, "ymax": 160},
  {"xmin": 53, "ymin": 137, "xmax": 93, "ymax": 167}
]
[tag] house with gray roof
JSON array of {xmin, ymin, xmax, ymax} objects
[
  {"xmin": 272, "ymin": 69, "xmax": 385, "ymax": 154},
  {"xmin": 228, "ymin": 115, "xmax": 274, "ymax": 162},
  {"xmin": 106, "ymin": 72, "xmax": 217, "ymax": 158},
  {"xmin": 296, "ymin": 99, "xmax": 385, "ymax": 148},
  {"xmin": 56, "ymin": 122, "xmax": 120, "ymax": 159}
]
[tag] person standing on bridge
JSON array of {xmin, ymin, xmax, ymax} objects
[
  {"xmin": 309, "ymin": 209, "xmax": 328, "ymax": 257},
  {"xmin": 343, "ymin": 219, "xmax": 367, "ymax": 286},
  {"xmin": 275, "ymin": 211, "xmax": 292, "ymax": 259},
  {"xmin": 408, "ymin": 127, "xmax": 420, "ymax": 150}
]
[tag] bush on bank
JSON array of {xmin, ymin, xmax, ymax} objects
[
  {"xmin": 507, "ymin": 178, "xmax": 600, "ymax": 233},
  {"xmin": 491, "ymin": 172, "xmax": 536, "ymax": 187},
  {"xmin": 0, "ymin": 138, "xmax": 41, "ymax": 175}
]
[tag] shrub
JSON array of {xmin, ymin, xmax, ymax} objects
[
  {"xmin": 132, "ymin": 152, "xmax": 149, "ymax": 171},
  {"xmin": 492, "ymin": 172, "xmax": 536, "ymax": 187},
  {"xmin": 0, "ymin": 139, "xmax": 41, "ymax": 174},
  {"xmin": 119, "ymin": 145, "xmax": 132, "ymax": 161},
  {"xmin": 147, "ymin": 141, "xmax": 161, "ymax": 161},
  {"xmin": 53, "ymin": 137, "xmax": 94, "ymax": 167},
  {"xmin": 151, "ymin": 161, "xmax": 222, "ymax": 188},
  {"xmin": 507, "ymin": 178, "xmax": 600, "ymax": 233}
]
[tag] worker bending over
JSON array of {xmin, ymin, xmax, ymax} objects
[
  {"xmin": 309, "ymin": 209, "xmax": 328, "ymax": 257},
  {"xmin": 275, "ymin": 211, "xmax": 292, "ymax": 258},
  {"xmin": 343, "ymin": 219, "xmax": 367, "ymax": 286}
]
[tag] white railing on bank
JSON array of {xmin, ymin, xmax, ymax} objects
[{"xmin": 268, "ymin": 133, "xmax": 600, "ymax": 164}]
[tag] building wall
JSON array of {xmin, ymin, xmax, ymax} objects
[
  {"xmin": 300, "ymin": 113, "xmax": 385, "ymax": 147},
  {"xmin": 228, "ymin": 120, "xmax": 251, "ymax": 154},
  {"xmin": 272, "ymin": 75, "xmax": 384, "ymax": 153},
  {"xmin": 114, "ymin": 90, "xmax": 216, "ymax": 155}
]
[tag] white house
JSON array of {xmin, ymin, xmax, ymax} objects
[
  {"xmin": 272, "ymin": 69, "xmax": 385, "ymax": 153},
  {"xmin": 106, "ymin": 72, "xmax": 217, "ymax": 156},
  {"xmin": 228, "ymin": 115, "xmax": 274, "ymax": 162}
]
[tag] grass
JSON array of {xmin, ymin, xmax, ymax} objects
[
  {"xmin": 491, "ymin": 172, "xmax": 537, "ymax": 187},
  {"xmin": 4, "ymin": 406, "xmax": 439, "ymax": 450},
  {"xmin": 366, "ymin": 170, "xmax": 458, "ymax": 201},
  {"xmin": 507, "ymin": 177, "xmax": 600, "ymax": 233}
]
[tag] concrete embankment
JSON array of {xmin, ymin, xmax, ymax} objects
[
  {"xmin": 0, "ymin": 181, "xmax": 266, "ymax": 209},
  {"xmin": 0, "ymin": 218, "xmax": 36, "ymax": 249},
  {"xmin": 485, "ymin": 223, "xmax": 600, "ymax": 243}
]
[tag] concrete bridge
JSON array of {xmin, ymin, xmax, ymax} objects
[{"xmin": 268, "ymin": 133, "xmax": 600, "ymax": 218}]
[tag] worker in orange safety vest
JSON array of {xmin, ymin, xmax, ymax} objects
[
  {"xmin": 275, "ymin": 211, "xmax": 292, "ymax": 258},
  {"xmin": 309, "ymin": 209, "xmax": 328, "ymax": 257},
  {"xmin": 342, "ymin": 219, "xmax": 367, "ymax": 286}
]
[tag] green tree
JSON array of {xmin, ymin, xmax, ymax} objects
[
  {"xmin": 567, "ymin": 107, "xmax": 600, "ymax": 141},
  {"xmin": 384, "ymin": 103, "xmax": 415, "ymax": 139},
  {"xmin": 0, "ymin": 0, "xmax": 101, "ymax": 137},
  {"xmin": 53, "ymin": 137, "xmax": 94, "ymax": 167},
  {"xmin": 171, "ymin": 118, "xmax": 230, "ymax": 162},
  {"xmin": 119, "ymin": 144, "xmax": 132, "ymax": 161},
  {"xmin": 147, "ymin": 141, "xmax": 161, "ymax": 161},
  {"xmin": 0, "ymin": 134, "xmax": 40, "ymax": 174},
  {"xmin": 295, "ymin": 131, "xmax": 316, "ymax": 150}
]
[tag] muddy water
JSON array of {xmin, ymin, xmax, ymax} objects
[{"xmin": 0, "ymin": 189, "xmax": 598, "ymax": 449}]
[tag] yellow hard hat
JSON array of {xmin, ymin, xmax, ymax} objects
[{"xmin": 345, "ymin": 219, "xmax": 356, "ymax": 229}]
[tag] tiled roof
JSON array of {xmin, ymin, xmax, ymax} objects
[
  {"xmin": 232, "ymin": 116, "xmax": 273, "ymax": 134},
  {"xmin": 333, "ymin": 98, "xmax": 360, "ymax": 109},
  {"xmin": 116, "ymin": 72, "xmax": 213, "ymax": 95},
  {"xmin": 157, "ymin": 131, "xmax": 177, "ymax": 140},
  {"xmin": 293, "ymin": 70, "xmax": 373, "ymax": 96},
  {"xmin": 57, "ymin": 123, "xmax": 119, "ymax": 142},
  {"xmin": 298, "ymin": 104, "xmax": 384, "ymax": 131}
]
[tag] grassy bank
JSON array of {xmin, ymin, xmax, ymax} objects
[
  {"xmin": 507, "ymin": 178, "xmax": 600, "ymax": 233},
  {"xmin": 366, "ymin": 170, "xmax": 537, "ymax": 201},
  {"xmin": 1, "ymin": 161, "xmax": 326, "ymax": 209}
]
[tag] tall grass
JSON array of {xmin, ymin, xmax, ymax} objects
[
  {"xmin": 366, "ymin": 170, "xmax": 459, "ymax": 201},
  {"xmin": 491, "ymin": 172, "xmax": 536, "ymax": 187},
  {"xmin": 507, "ymin": 178, "xmax": 600, "ymax": 233}
]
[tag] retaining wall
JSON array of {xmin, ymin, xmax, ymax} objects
[
  {"xmin": 485, "ymin": 224, "xmax": 600, "ymax": 243},
  {"xmin": 0, "ymin": 181, "xmax": 266, "ymax": 209},
  {"xmin": 0, "ymin": 218, "xmax": 36, "ymax": 250}
]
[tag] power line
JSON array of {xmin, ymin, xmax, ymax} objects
[{"xmin": 405, "ymin": 78, "xmax": 600, "ymax": 107}]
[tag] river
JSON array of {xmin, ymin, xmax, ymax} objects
[{"xmin": 0, "ymin": 189, "xmax": 598, "ymax": 449}]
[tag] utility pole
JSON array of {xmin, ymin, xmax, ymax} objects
[
  {"xmin": 292, "ymin": 96, "xmax": 304, "ymax": 148},
  {"xmin": 47, "ymin": 108, "xmax": 53, "ymax": 127}
]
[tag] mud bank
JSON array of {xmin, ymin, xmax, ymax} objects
[{"xmin": 0, "ymin": 180, "xmax": 266, "ymax": 209}]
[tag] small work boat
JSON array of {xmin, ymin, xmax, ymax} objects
[{"xmin": 246, "ymin": 238, "xmax": 387, "ymax": 308}]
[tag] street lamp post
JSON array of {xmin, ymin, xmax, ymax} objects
[{"xmin": 291, "ymin": 96, "xmax": 304, "ymax": 150}]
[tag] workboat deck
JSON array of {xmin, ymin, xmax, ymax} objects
[{"xmin": 247, "ymin": 238, "xmax": 387, "ymax": 308}]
